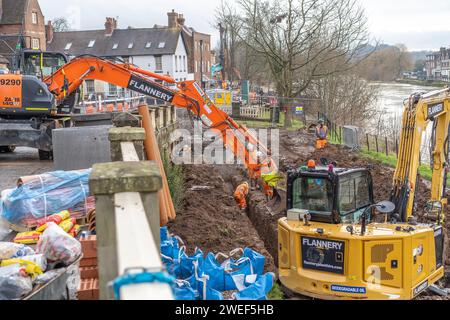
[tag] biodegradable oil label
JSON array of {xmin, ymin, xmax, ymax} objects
[{"xmin": 301, "ymin": 236, "xmax": 345, "ymax": 275}]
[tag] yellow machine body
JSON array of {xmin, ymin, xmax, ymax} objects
[{"xmin": 278, "ymin": 219, "xmax": 444, "ymax": 300}]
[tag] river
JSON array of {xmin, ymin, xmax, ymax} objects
[
  {"xmin": 372, "ymin": 82, "xmax": 444, "ymax": 163},
  {"xmin": 373, "ymin": 82, "xmax": 442, "ymax": 116}
]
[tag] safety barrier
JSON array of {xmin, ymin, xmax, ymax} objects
[{"xmin": 89, "ymin": 126, "xmax": 174, "ymax": 300}]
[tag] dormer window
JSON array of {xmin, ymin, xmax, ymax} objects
[
  {"xmin": 112, "ymin": 43, "xmax": 119, "ymax": 50},
  {"xmin": 65, "ymin": 43, "xmax": 72, "ymax": 50},
  {"xmin": 88, "ymin": 40, "xmax": 95, "ymax": 48},
  {"xmin": 128, "ymin": 43, "xmax": 134, "ymax": 49},
  {"xmin": 158, "ymin": 42, "xmax": 165, "ymax": 49},
  {"xmin": 145, "ymin": 42, "xmax": 152, "ymax": 48}
]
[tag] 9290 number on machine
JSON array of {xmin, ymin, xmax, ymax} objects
[{"xmin": 0, "ymin": 75, "xmax": 22, "ymax": 108}]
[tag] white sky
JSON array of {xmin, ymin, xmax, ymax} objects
[{"xmin": 40, "ymin": 0, "xmax": 450, "ymax": 51}]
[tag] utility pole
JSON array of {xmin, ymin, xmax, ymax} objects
[{"xmin": 200, "ymin": 39, "xmax": 204, "ymax": 89}]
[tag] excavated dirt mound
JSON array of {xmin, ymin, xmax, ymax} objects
[{"xmin": 168, "ymin": 164, "xmax": 276, "ymax": 273}]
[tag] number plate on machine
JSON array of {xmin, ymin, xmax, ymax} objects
[
  {"xmin": 301, "ymin": 236, "xmax": 345, "ymax": 275},
  {"xmin": 0, "ymin": 75, "xmax": 22, "ymax": 108}
]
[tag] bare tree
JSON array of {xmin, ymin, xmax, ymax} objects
[
  {"xmin": 357, "ymin": 44, "xmax": 413, "ymax": 81},
  {"xmin": 233, "ymin": 0, "xmax": 370, "ymax": 127},
  {"xmin": 53, "ymin": 17, "xmax": 71, "ymax": 32}
]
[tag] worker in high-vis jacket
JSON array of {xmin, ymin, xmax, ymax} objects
[
  {"xmin": 234, "ymin": 182, "xmax": 250, "ymax": 210},
  {"xmin": 315, "ymin": 119, "xmax": 329, "ymax": 149}
]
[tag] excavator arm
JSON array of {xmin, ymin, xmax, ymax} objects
[
  {"xmin": 391, "ymin": 88, "xmax": 450, "ymax": 223},
  {"xmin": 44, "ymin": 55, "xmax": 278, "ymax": 183}
]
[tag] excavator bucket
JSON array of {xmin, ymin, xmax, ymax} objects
[{"xmin": 262, "ymin": 172, "xmax": 287, "ymax": 215}]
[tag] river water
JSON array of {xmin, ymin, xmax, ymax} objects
[
  {"xmin": 374, "ymin": 82, "xmax": 441, "ymax": 116},
  {"xmin": 372, "ymin": 82, "xmax": 444, "ymax": 163}
]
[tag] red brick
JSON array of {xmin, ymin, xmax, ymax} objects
[
  {"xmin": 92, "ymin": 279, "xmax": 99, "ymax": 300},
  {"xmin": 80, "ymin": 257, "xmax": 98, "ymax": 267},
  {"xmin": 77, "ymin": 279, "xmax": 93, "ymax": 300},
  {"xmin": 80, "ymin": 236, "xmax": 97, "ymax": 259},
  {"xmin": 80, "ymin": 267, "xmax": 99, "ymax": 279}
]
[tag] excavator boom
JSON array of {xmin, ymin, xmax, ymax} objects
[{"xmin": 43, "ymin": 55, "xmax": 278, "ymax": 180}]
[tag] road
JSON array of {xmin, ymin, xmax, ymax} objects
[{"xmin": 0, "ymin": 147, "xmax": 53, "ymax": 191}]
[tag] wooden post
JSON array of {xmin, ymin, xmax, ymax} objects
[
  {"xmin": 375, "ymin": 135, "xmax": 379, "ymax": 153},
  {"xmin": 366, "ymin": 134, "xmax": 370, "ymax": 151},
  {"xmin": 385, "ymin": 136, "xmax": 389, "ymax": 156},
  {"xmin": 339, "ymin": 126, "xmax": 342, "ymax": 144},
  {"xmin": 396, "ymin": 138, "xmax": 399, "ymax": 157}
]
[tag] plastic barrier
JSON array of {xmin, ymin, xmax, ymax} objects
[{"xmin": 160, "ymin": 227, "xmax": 275, "ymax": 301}]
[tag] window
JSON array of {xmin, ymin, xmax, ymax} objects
[
  {"xmin": 145, "ymin": 42, "xmax": 151, "ymax": 48},
  {"xmin": 128, "ymin": 43, "xmax": 134, "ymax": 49},
  {"xmin": 64, "ymin": 43, "xmax": 72, "ymax": 50},
  {"xmin": 32, "ymin": 12, "xmax": 38, "ymax": 24},
  {"xmin": 338, "ymin": 173, "xmax": 371, "ymax": 224},
  {"xmin": 112, "ymin": 43, "xmax": 119, "ymax": 50},
  {"xmin": 158, "ymin": 42, "xmax": 165, "ymax": 49},
  {"xmin": 292, "ymin": 177, "xmax": 333, "ymax": 215},
  {"xmin": 183, "ymin": 56, "xmax": 186, "ymax": 72},
  {"xmin": 31, "ymin": 38, "xmax": 40, "ymax": 50},
  {"xmin": 195, "ymin": 60, "xmax": 198, "ymax": 73},
  {"xmin": 179, "ymin": 56, "xmax": 182, "ymax": 72},
  {"xmin": 85, "ymin": 80, "xmax": 95, "ymax": 94},
  {"xmin": 175, "ymin": 55, "xmax": 178, "ymax": 72},
  {"xmin": 109, "ymin": 84, "xmax": 118, "ymax": 96},
  {"xmin": 88, "ymin": 40, "xmax": 95, "ymax": 48},
  {"xmin": 155, "ymin": 55, "xmax": 163, "ymax": 71}
]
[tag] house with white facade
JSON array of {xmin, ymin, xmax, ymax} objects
[{"xmin": 47, "ymin": 17, "xmax": 193, "ymax": 100}]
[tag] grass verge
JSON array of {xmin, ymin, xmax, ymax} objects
[
  {"xmin": 267, "ymin": 282, "xmax": 284, "ymax": 300},
  {"xmin": 161, "ymin": 151, "xmax": 185, "ymax": 211}
]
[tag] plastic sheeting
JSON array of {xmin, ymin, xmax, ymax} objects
[
  {"xmin": 160, "ymin": 227, "xmax": 275, "ymax": 301},
  {"xmin": 0, "ymin": 170, "xmax": 92, "ymax": 227}
]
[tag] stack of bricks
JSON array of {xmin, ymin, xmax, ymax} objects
[{"xmin": 77, "ymin": 235, "xmax": 99, "ymax": 300}]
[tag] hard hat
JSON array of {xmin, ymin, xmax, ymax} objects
[{"xmin": 307, "ymin": 160, "xmax": 316, "ymax": 169}]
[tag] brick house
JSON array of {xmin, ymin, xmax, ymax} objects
[
  {"xmin": 426, "ymin": 47, "xmax": 450, "ymax": 81},
  {"xmin": 0, "ymin": 0, "xmax": 46, "ymax": 64},
  {"xmin": 167, "ymin": 10, "xmax": 212, "ymax": 84}
]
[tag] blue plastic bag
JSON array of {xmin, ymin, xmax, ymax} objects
[
  {"xmin": 172, "ymin": 280, "xmax": 197, "ymax": 300},
  {"xmin": 244, "ymin": 248, "xmax": 266, "ymax": 275},
  {"xmin": 224, "ymin": 257, "xmax": 255, "ymax": 291},
  {"xmin": 234, "ymin": 273, "xmax": 275, "ymax": 300}
]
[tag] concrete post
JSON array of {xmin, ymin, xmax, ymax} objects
[
  {"xmin": 109, "ymin": 127, "xmax": 146, "ymax": 161},
  {"xmin": 89, "ymin": 161, "xmax": 162, "ymax": 300}
]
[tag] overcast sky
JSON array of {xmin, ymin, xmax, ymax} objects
[{"xmin": 40, "ymin": 0, "xmax": 450, "ymax": 51}]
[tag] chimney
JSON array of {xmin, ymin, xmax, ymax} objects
[
  {"xmin": 45, "ymin": 20, "xmax": 54, "ymax": 44},
  {"xmin": 177, "ymin": 14, "xmax": 185, "ymax": 26},
  {"xmin": 105, "ymin": 17, "xmax": 117, "ymax": 36},
  {"xmin": 167, "ymin": 9, "xmax": 179, "ymax": 28}
]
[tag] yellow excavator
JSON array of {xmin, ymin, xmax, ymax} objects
[{"xmin": 278, "ymin": 88, "xmax": 449, "ymax": 300}]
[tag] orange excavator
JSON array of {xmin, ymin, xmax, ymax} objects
[{"xmin": 0, "ymin": 54, "xmax": 278, "ymax": 189}]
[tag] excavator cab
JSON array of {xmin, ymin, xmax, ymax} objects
[
  {"xmin": 287, "ymin": 166, "xmax": 375, "ymax": 225},
  {"xmin": 16, "ymin": 50, "xmax": 68, "ymax": 78}
]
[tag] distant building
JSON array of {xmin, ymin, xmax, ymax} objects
[
  {"xmin": 426, "ymin": 47, "xmax": 450, "ymax": 81},
  {"xmin": 167, "ymin": 10, "xmax": 213, "ymax": 85},
  {"xmin": 0, "ymin": 0, "xmax": 47, "ymax": 65},
  {"xmin": 47, "ymin": 17, "xmax": 193, "ymax": 100}
]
